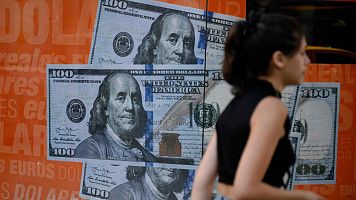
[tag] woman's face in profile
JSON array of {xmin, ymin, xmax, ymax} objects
[{"xmin": 283, "ymin": 37, "xmax": 310, "ymax": 85}]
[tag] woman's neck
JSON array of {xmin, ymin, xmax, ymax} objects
[{"xmin": 257, "ymin": 76, "xmax": 285, "ymax": 93}]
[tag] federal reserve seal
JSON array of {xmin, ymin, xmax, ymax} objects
[
  {"xmin": 113, "ymin": 32, "xmax": 134, "ymax": 57},
  {"xmin": 66, "ymin": 99, "xmax": 86, "ymax": 123},
  {"xmin": 193, "ymin": 103, "xmax": 218, "ymax": 128}
]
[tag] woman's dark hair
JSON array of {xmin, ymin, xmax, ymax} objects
[{"xmin": 223, "ymin": 12, "xmax": 305, "ymax": 95}]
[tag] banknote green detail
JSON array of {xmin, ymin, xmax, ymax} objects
[
  {"xmin": 66, "ymin": 99, "xmax": 86, "ymax": 123},
  {"xmin": 113, "ymin": 32, "xmax": 134, "ymax": 57},
  {"xmin": 193, "ymin": 103, "xmax": 218, "ymax": 128}
]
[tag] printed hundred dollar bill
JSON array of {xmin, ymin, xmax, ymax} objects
[
  {"xmin": 291, "ymin": 82, "xmax": 340, "ymax": 184},
  {"xmin": 89, "ymin": 0, "xmax": 241, "ymax": 65},
  {"xmin": 47, "ymin": 64, "xmax": 226, "ymax": 166},
  {"xmin": 155, "ymin": 69, "xmax": 234, "ymax": 153},
  {"xmin": 80, "ymin": 161, "xmax": 195, "ymax": 200}
]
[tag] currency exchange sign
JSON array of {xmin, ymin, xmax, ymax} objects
[{"xmin": 89, "ymin": 0, "xmax": 240, "ymax": 65}]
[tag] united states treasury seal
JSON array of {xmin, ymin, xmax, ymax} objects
[
  {"xmin": 113, "ymin": 32, "xmax": 134, "ymax": 57},
  {"xmin": 66, "ymin": 99, "xmax": 86, "ymax": 123},
  {"xmin": 193, "ymin": 103, "xmax": 218, "ymax": 128}
]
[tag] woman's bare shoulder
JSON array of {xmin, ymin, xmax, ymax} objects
[{"xmin": 250, "ymin": 96, "xmax": 288, "ymax": 138}]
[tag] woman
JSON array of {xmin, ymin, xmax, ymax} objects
[{"xmin": 192, "ymin": 13, "xmax": 325, "ymax": 200}]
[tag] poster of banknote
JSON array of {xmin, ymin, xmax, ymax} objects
[
  {"xmin": 291, "ymin": 82, "xmax": 340, "ymax": 184},
  {"xmin": 89, "ymin": 0, "xmax": 240, "ymax": 65},
  {"xmin": 148, "ymin": 68, "xmax": 234, "ymax": 152},
  {"xmin": 47, "ymin": 64, "xmax": 225, "ymax": 166},
  {"xmin": 80, "ymin": 161, "xmax": 195, "ymax": 200}
]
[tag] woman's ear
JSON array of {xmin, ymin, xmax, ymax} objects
[{"xmin": 271, "ymin": 51, "xmax": 285, "ymax": 70}]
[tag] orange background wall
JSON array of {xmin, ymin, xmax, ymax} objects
[{"xmin": 0, "ymin": 0, "xmax": 355, "ymax": 199}]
